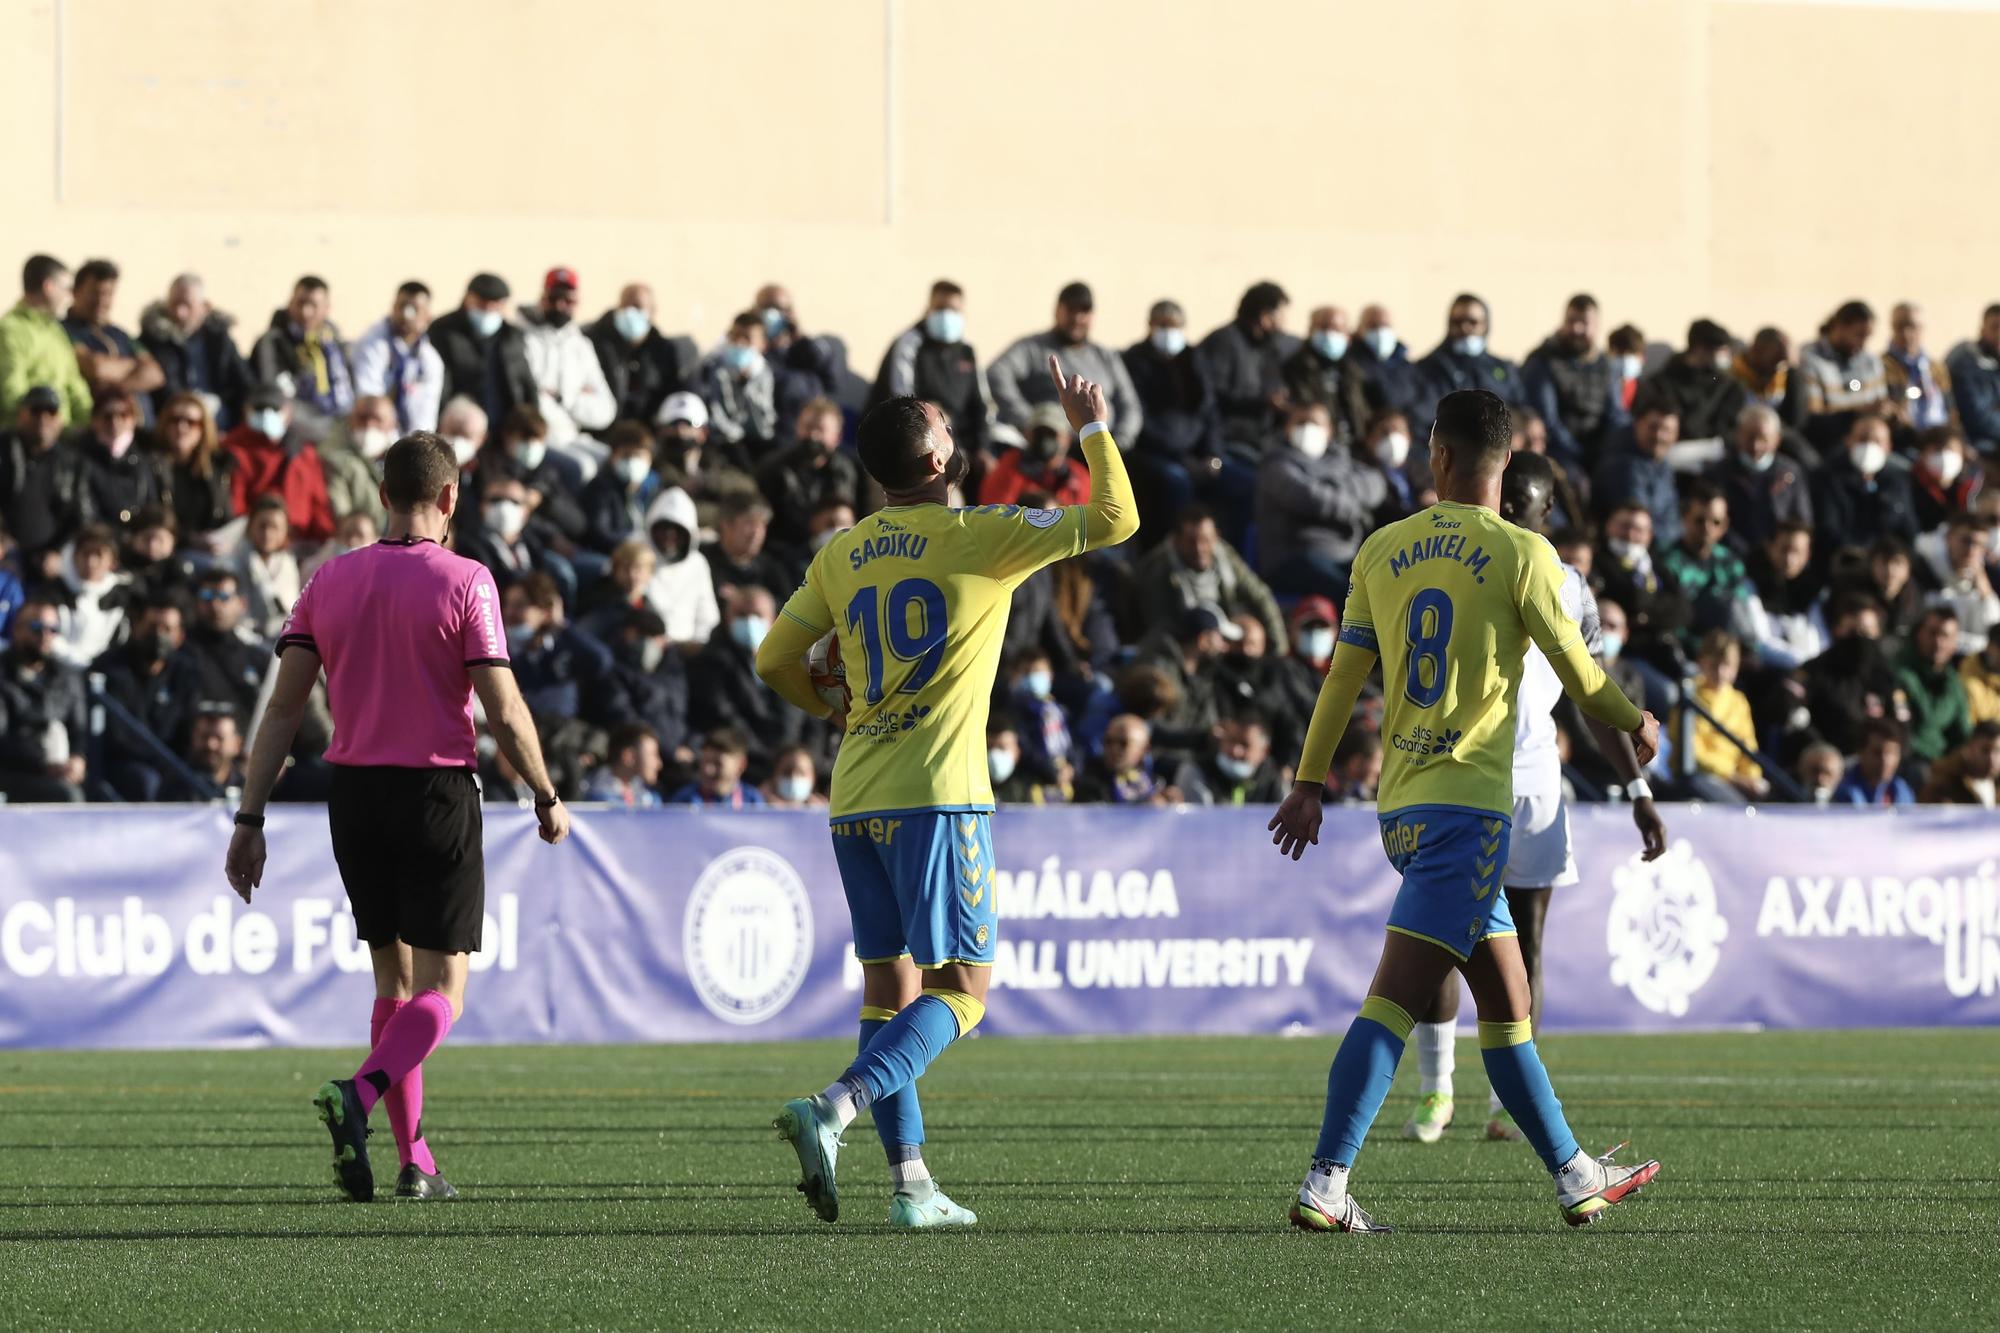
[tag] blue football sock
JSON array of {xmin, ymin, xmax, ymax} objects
[
  {"xmin": 1479, "ymin": 1020, "xmax": 1581, "ymax": 1172},
  {"xmin": 858, "ymin": 1010, "xmax": 924, "ymax": 1158},
  {"xmin": 840, "ymin": 990, "xmax": 982, "ymax": 1107},
  {"xmin": 1312, "ymin": 996, "xmax": 1414, "ymax": 1166}
]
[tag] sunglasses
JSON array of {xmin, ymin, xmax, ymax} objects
[
  {"xmin": 165, "ymin": 414, "xmax": 203, "ymax": 428},
  {"xmin": 196, "ymin": 588, "xmax": 237, "ymax": 602}
]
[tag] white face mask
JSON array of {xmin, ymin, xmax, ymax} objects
[
  {"xmin": 1618, "ymin": 353, "xmax": 1643, "ymax": 380},
  {"xmin": 1290, "ymin": 423, "xmax": 1331, "ymax": 459},
  {"xmin": 1375, "ymin": 431, "xmax": 1410, "ymax": 469},
  {"xmin": 1608, "ymin": 537, "xmax": 1647, "ymax": 563},
  {"xmin": 988, "ymin": 747, "xmax": 1018, "ymax": 784},
  {"xmin": 449, "ymin": 436, "xmax": 480, "ymax": 468},
  {"xmin": 1850, "ymin": 441, "xmax": 1890, "ymax": 477},
  {"xmin": 514, "ymin": 439, "xmax": 548, "ymax": 473},
  {"xmin": 1151, "ymin": 326, "xmax": 1187, "ymax": 357},
  {"xmin": 1742, "ymin": 447, "xmax": 1776, "ymax": 474},
  {"xmin": 1300, "ymin": 626, "xmax": 1336, "ymax": 661},
  {"xmin": 640, "ymin": 638, "xmax": 666, "ymax": 673},
  {"xmin": 484, "ymin": 499, "xmax": 526, "ymax": 539},
  {"xmin": 467, "ymin": 308, "xmax": 503, "ymax": 338},
  {"xmin": 357, "ymin": 427, "xmax": 394, "ymax": 460},
  {"xmin": 1364, "ymin": 327, "xmax": 1397, "ymax": 360},
  {"xmin": 1928, "ymin": 449, "xmax": 1965, "ymax": 486},
  {"xmin": 774, "ymin": 773, "xmax": 813, "ymax": 803},
  {"xmin": 1713, "ymin": 347, "xmax": 1735, "ymax": 371}
]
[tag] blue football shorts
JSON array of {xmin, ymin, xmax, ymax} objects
[
  {"xmin": 830, "ymin": 808, "xmax": 998, "ymax": 968},
  {"xmin": 1377, "ymin": 805, "xmax": 1516, "ymax": 960}
]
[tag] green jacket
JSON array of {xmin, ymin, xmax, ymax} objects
[
  {"xmin": 317, "ymin": 425, "xmax": 388, "ymax": 530},
  {"xmin": 0, "ymin": 302, "xmax": 93, "ymax": 425},
  {"xmin": 1895, "ymin": 647, "xmax": 1972, "ymax": 762}
]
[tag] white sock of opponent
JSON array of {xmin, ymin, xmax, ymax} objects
[{"xmin": 1415, "ymin": 1019, "xmax": 1457, "ymax": 1097}]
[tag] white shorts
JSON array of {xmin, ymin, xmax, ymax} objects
[{"xmin": 1501, "ymin": 792, "xmax": 1576, "ymax": 889}]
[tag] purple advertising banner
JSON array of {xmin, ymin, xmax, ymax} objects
[{"xmin": 0, "ymin": 804, "xmax": 1995, "ymax": 1048}]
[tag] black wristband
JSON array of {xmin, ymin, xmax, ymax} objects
[
  {"xmin": 534, "ymin": 794, "xmax": 561, "ymax": 810},
  {"xmin": 234, "ymin": 811, "xmax": 266, "ymax": 829}
]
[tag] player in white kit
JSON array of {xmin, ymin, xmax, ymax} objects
[{"xmin": 1399, "ymin": 451, "xmax": 1668, "ymax": 1143}]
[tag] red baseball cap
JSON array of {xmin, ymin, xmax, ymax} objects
[
  {"xmin": 1289, "ymin": 595, "xmax": 1340, "ymax": 629},
  {"xmin": 543, "ymin": 266, "xmax": 579, "ymax": 294}
]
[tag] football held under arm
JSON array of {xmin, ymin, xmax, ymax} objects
[{"xmin": 758, "ymin": 578, "xmax": 837, "ymax": 720}]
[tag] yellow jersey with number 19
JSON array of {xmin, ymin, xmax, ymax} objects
[
  {"xmin": 776, "ymin": 495, "xmax": 1089, "ymax": 820},
  {"xmin": 1337, "ymin": 501, "xmax": 1635, "ymax": 817}
]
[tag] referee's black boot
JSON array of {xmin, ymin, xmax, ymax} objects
[
  {"xmin": 313, "ymin": 1078, "xmax": 375, "ymax": 1202},
  {"xmin": 394, "ymin": 1164, "xmax": 460, "ymax": 1201}
]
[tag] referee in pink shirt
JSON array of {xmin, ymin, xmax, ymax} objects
[{"xmin": 225, "ymin": 430, "xmax": 569, "ymax": 1203}]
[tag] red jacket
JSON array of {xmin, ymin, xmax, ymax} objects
[
  {"xmin": 223, "ymin": 425, "xmax": 335, "ymax": 542},
  {"xmin": 976, "ymin": 452, "xmax": 1091, "ymax": 508}
]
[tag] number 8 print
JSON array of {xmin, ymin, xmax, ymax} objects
[{"xmin": 1403, "ymin": 587, "xmax": 1453, "ymax": 709}]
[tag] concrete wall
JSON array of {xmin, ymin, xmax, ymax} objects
[{"xmin": 5, "ymin": 0, "xmax": 1997, "ymax": 366}]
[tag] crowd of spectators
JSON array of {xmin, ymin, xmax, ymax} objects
[{"xmin": 2, "ymin": 252, "xmax": 1996, "ymax": 810}]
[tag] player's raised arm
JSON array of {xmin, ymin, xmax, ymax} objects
[
  {"xmin": 1518, "ymin": 543, "xmax": 1659, "ymax": 764},
  {"xmin": 1048, "ymin": 354, "xmax": 1139, "ymax": 550}
]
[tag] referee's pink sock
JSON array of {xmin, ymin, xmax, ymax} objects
[
  {"xmin": 368, "ymin": 998, "xmax": 438, "ymax": 1175},
  {"xmin": 355, "ymin": 989, "xmax": 453, "ymax": 1122}
]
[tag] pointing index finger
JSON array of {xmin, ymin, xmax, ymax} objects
[{"xmin": 1047, "ymin": 353, "xmax": 1068, "ymax": 395}]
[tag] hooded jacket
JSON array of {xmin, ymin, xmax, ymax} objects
[
  {"xmin": 642, "ymin": 487, "xmax": 720, "ymax": 645},
  {"xmin": 140, "ymin": 302, "xmax": 254, "ymax": 429}
]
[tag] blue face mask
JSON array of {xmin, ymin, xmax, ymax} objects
[
  {"xmin": 760, "ymin": 306, "xmax": 789, "ymax": 338},
  {"xmin": 1151, "ymin": 326, "xmax": 1187, "ymax": 356},
  {"xmin": 774, "ymin": 772, "xmax": 813, "ymax": 803},
  {"xmin": 1216, "ymin": 754, "xmax": 1255, "ymax": 782},
  {"xmin": 1600, "ymin": 630, "xmax": 1625, "ymax": 662},
  {"xmin": 725, "ymin": 344, "xmax": 763, "ymax": 376},
  {"xmin": 612, "ymin": 306, "xmax": 650, "ymax": 342},
  {"xmin": 506, "ymin": 623, "xmax": 537, "ymax": 653},
  {"xmin": 1451, "ymin": 334, "xmax": 1488, "ymax": 358},
  {"xmin": 1310, "ymin": 330, "xmax": 1350, "ymax": 362},
  {"xmin": 730, "ymin": 615, "xmax": 770, "ymax": 651},
  {"xmin": 988, "ymin": 747, "xmax": 1018, "ymax": 783},
  {"xmin": 1022, "ymin": 669, "xmax": 1053, "ymax": 699},
  {"xmin": 467, "ymin": 308, "xmax": 503, "ymax": 338},
  {"xmin": 925, "ymin": 308, "xmax": 965, "ymax": 344},
  {"xmin": 1365, "ymin": 327, "xmax": 1398, "ymax": 360}
]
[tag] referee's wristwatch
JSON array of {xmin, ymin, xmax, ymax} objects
[
  {"xmin": 233, "ymin": 810, "xmax": 265, "ymax": 829},
  {"xmin": 534, "ymin": 792, "xmax": 561, "ymax": 811}
]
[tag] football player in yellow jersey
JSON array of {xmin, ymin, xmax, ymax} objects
[
  {"xmin": 755, "ymin": 356, "xmax": 1137, "ymax": 1227},
  {"xmin": 1268, "ymin": 389, "xmax": 1665, "ymax": 1233}
]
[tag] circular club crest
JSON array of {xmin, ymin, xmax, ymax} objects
[
  {"xmin": 683, "ymin": 847, "xmax": 815, "ymax": 1025},
  {"xmin": 1605, "ymin": 839, "xmax": 1729, "ymax": 1017}
]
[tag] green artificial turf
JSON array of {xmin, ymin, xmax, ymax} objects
[{"xmin": 1, "ymin": 1030, "xmax": 1995, "ymax": 1332}]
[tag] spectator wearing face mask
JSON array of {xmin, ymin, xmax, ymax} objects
[
  {"xmin": 1919, "ymin": 720, "xmax": 2000, "ymax": 806},
  {"xmin": 1592, "ymin": 501, "xmax": 1691, "ymax": 673},
  {"xmin": 1706, "ymin": 403, "xmax": 1810, "ymax": 551},
  {"xmin": 1004, "ymin": 648, "xmax": 1074, "ymax": 788},
  {"xmin": 1639, "ymin": 319, "xmax": 1748, "ymax": 443},
  {"xmin": 582, "ymin": 723, "xmax": 664, "ymax": 809},
  {"xmin": 1072, "ymin": 713, "xmax": 1175, "ymax": 805},
  {"xmin": 1797, "ymin": 593, "xmax": 1905, "ymax": 756},
  {"xmin": 1880, "ymin": 302, "xmax": 1953, "ymax": 435},
  {"xmin": 641, "ymin": 485, "xmax": 720, "ymax": 650},
  {"xmin": 1127, "ymin": 507, "xmax": 1287, "ymax": 656},
  {"xmin": 64, "ymin": 259, "xmax": 165, "ymax": 427},
  {"xmin": 0, "ymin": 597, "xmax": 89, "ymax": 802},
  {"xmin": 985, "ymin": 714, "xmax": 1070, "ymax": 806},
  {"xmin": 349, "ymin": 281, "xmax": 443, "ymax": 433},
  {"xmin": 1359, "ymin": 409, "xmax": 1427, "ymax": 525},
  {"xmin": 91, "ymin": 591, "xmax": 205, "ymax": 801},
  {"xmin": 151, "ymin": 391, "xmax": 237, "ymax": 539},
  {"xmin": 979, "ymin": 403, "xmax": 1091, "ymax": 508},
  {"xmin": 1199, "ymin": 281, "xmax": 1296, "ymax": 447},
  {"xmin": 249, "ymin": 275, "xmax": 353, "ymax": 432},
  {"xmin": 656, "ymin": 390, "xmax": 762, "ymax": 533},
  {"xmin": 1341, "ymin": 305, "xmax": 1425, "ymax": 442},
  {"xmin": 2, "ymin": 256, "xmax": 92, "ymax": 426},
  {"xmin": 517, "ymin": 266, "xmax": 616, "ymax": 446},
  {"xmin": 318, "ymin": 395, "xmax": 398, "ymax": 532},
  {"xmin": 1121, "ymin": 300, "xmax": 1228, "ymax": 542},
  {"xmin": 1946, "ymin": 303, "xmax": 2000, "ymax": 456},
  {"xmin": 501, "ymin": 573, "xmax": 618, "ymax": 725},
  {"xmin": 1253, "ymin": 401, "xmax": 1385, "ymax": 599},
  {"xmin": 1929, "ymin": 515, "xmax": 2000, "ymax": 654},
  {"xmin": 435, "ymin": 394, "xmax": 490, "ymax": 477},
  {"xmin": 1174, "ymin": 710, "xmax": 1288, "ymax": 807},
  {"xmin": 1592, "ymin": 387, "xmax": 1683, "ymax": 537},
  {"xmin": 1798, "ymin": 301, "xmax": 1888, "ymax": 450},
  {"xmin": 1521, "ymin": 293, "xmax": 1627, "ymax": 471},
  {"xmin": 584, "ymin": 422, "xmax": 666, "ymax": 555},
  {"xmin": 223, "ymin": 383, "xmax": 335, "ymax": 542},
  {"xmin": 989, "ymin": 282, "xmax": 1143, "ymax": 441},
  {"xmin": 1281, "ymin": 305, "xmax": 1356, "ymax": 443},
  {"xmin": 76, "ymin": 388, "xmax": 163, "ymax": 528},
  {"xmin": 1791, "ymin": 741, "xmax": 1844, "ymax": 805},
  {"xmin": 751, "ymin": 283, "xmax": 850, "ymax": 437},
  {"xmin": 233, "ymin": 497, "xmax": 302, "ymax": 639},
  {"xmin": 140, "ymin": 273, "xmax": 254, "ymax": 430},
  {"xmin": 1267, "ymin": 596, "xmax": 1341, "ymax": 762},
  {"xmin": 757, "ymin": 398, "xmax": 866, "ymax": 550},
  {"xmin": 1832, "ymin": 720, "xmax": 1915, "ymax": 806},
  {"xmin": 1594, "ymin": 598, "xmax": 1650, "ymax": 716},
  {"xmin": 1606, "ymin": 323, "xmax": 1648, "ymax": 412},
  {"xmin": 869, "ymin": 279, "xmax": 991, "ymax": 457},
  {"xmin": 762, "ymin": 744, "xmax": 825, "ymax": 809},
  {"xmin": 458, "ymin": 474, "xmax": 564, "ymax": 600},
  {"xmin": 1910, "ymin": 426, "xmax": 1983, "ymax": 533},
  {"xmin": 1742, "ymin": 523, "xmax": 1828, "ymax": 672},
  {"xmin": 690, "ymin": 585, "xmax": 806, "ymax": 772},
  {"xmin": 668, "ymin": 727, "xmax": 766, "ymax": 808},
  {"xmin": 699, "ymin": 311, "xmax": 780, "ymax": 452},
  {"xmin": 480, "ymin": 405, "xmax": 588, "ymax": 563},
  {"xmin": 588, "ymin": 283, "xmax": 697, "ymax": 424},
  {"xmin": 1412, "ymin": 293, "xmax": 1526, "ymax": 433},
  {"xmin": 704, "ymin": 494, "xmax": 793, "ymax": 604},
  {"xmin": 1813, "ymin": 412, "xmax": 1919, "ymax": 554},
  {"xmin": 430, "ymin": 274, "xmax": 538, "ymax": 427}
]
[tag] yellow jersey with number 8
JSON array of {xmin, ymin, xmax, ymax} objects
[
  {"xmin": 1337, "ymin": 501, "xmax": 1594, "ymax": 817},
  {"xmin": 777, "ymin": 500, "xmax": 1088, "ymax": 819}
]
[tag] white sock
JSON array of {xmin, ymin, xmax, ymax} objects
[
  {"xmin": 1303, "ymin": 1158, "xmax": 1349, "ymax": 1203},
  {"xmin": 1554, "ymin": 1147, "xmax": 1600, "ymax": 1194},
  {"xmin": 1489, "ymin": 1087, "xmax": 1504, "ymax": 1116},
  {"xmin": 891, "ymin": 1155, "xmax": 932, "ymax": 1197},
  {"xmin": 1415, "ymin": 1020, "xmax": 1456, "ymax": 1096},
  {"xmin": 819, "ymin": 1081, "xmax": 861, "ymax": 1130}
]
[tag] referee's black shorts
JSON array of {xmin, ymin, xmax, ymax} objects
[{"xmin": 327, "ymin": 765, "xmax": 485, "ymax": 953}]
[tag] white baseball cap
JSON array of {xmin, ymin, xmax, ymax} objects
[{"xmin": 656, "ymin": 391, "xmax": 709, "ymax": 429}]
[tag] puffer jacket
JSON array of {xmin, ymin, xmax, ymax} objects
[{"xmin": 519, "ymin": 308, "xmax": 615, "ymax": 444}]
